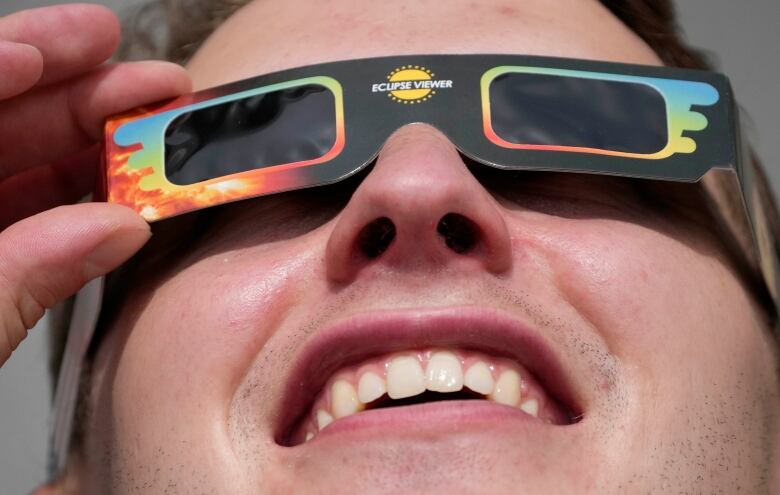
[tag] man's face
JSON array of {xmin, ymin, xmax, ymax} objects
[{"xmin": 79, "ymin": 0, "xmax": 780, "ymax": 492}]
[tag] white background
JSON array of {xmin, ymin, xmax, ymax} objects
[{"xmin": 0, "ymin": 0, "xmax": 778, "ymax": 492}]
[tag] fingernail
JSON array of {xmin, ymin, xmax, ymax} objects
[
  {"xmin": 0, "ymin": 41, "xmax": 43, "ymax": 98},
  {"xmin": 0, "ymin": 40, "xmax": 41, "ymax": 56},
  {"xmin": 84, "ymin": 227, "xmax": 151, "ymax": 280}
]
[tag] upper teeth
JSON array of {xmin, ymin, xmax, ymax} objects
[
  {"xmin": 463, "ymin": 361, "xmax": 494, "ymax": 395},
  {"xmin": 425, "ymin": 351, "xmax": 464, "ymax": 392},
  {"xmin": 357, "ymin": 372, "xmax": 386, "ymax": 403},
  {"xmin": 305, "ymin": 349, "xmax": 543, "ymax": 442},
  {"xmin": 331, "ymin": 380, "xmax": 361, "ymax": 419},
  {"xmin": 489, "ymin": 369, "xmax": 522, "ymax": 406},
  {"xmin": 387, "ymin": 355, "xmax": 426, "ymax": 399}
]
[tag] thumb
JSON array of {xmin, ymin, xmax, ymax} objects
[{"xmin": 0, "ymin": 203, "xmax": 150, "ymax": 366}]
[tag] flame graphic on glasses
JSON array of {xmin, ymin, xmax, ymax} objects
[{"xmin": 105, "ymin": 109, "xmax": 265, "ymax": 221}]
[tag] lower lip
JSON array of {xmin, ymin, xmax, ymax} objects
[{"xmin": 294, "ymin": 400, "xmax": 558, "ymax": 446}]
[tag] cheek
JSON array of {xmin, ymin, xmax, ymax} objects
[
  {"xmin": 131, "ymin": 248, "xmax": 317, "ymax": 388},
  {"xmin": 548, "ymin": 220, "xmax": 671, "ymax": 339},
  {"xmin": 517, "ymin": 214, "xmax": 754, "ymax": 361},
  {"xmin": 101, "ymin": 241, "xmax": 321, "ymax": 467}
]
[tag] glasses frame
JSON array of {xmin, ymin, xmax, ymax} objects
[{"xmin": 104, "ymin": 54, "xmax": 734, "ymax": 220}]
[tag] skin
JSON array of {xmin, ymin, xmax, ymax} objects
[{"xmin": 4, "ymin": 0, "xmax": 775, "ymax": 493}]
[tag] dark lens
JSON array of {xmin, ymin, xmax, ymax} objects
[
  {"xmin": 489, "ymin": 72, "xmax": 668, "ymax": 154},
  {"xmin": 164, "ymin": 84, "xmax": 337, "ymax": 185}
]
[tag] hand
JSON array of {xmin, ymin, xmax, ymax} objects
[{"xmin": 0, "ymin": 3, "xmax": 192, "ymax": 366}]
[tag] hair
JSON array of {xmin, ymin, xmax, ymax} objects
[{"xmin": 51, "ymin": 0, "xmax": 780, "ymax": 464}]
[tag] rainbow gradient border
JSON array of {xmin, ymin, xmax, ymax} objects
[
  {"xmin": 106, "ymin": 76, "xmax": 345, "ymax": 221},
  {"xmin": 480, "ymin": 66, "xmax": 720, "ymax": 159}
]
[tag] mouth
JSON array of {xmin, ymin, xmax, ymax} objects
[{"xmin": 276, "ymin": 307, "xmax": 584, "ymax": 446}]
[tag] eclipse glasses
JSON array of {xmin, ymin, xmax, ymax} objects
[{"xmin": 103, "ymin": 54, "xmax": 740, "ymax": 218}]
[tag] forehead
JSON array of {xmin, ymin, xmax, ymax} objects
[{"xmin": 186, "ymin": 0, "xmax": 663, "ymax": 90}]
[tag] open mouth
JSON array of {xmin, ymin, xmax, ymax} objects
[{"xmin": 276, "ymin": 308, "xmax": 584, "ymax": 446}]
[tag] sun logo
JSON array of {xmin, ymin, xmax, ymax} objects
[
  {"xmin": 387, "ymin": 66, "xmax": 435, "ymax": 103},
  {"xmin": 371, "ymin": 65, "xmax": 453, "ymax": 104}
]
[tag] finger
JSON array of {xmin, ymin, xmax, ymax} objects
[
  {"xmin": 0, "ymin": 203, "xmax": 150, "ymax": 366},
  {"xmin": 0, "ymin": 3, "xmax": 119, "ymax": 87},
  {"xmin": 0, "ymin": 60, "xmax": 191, "ymax": 179},
  {"xmin": 0, "ymin": 40, "xmax": 43, "ymax": 99},
  {"xmin": 0, "ymin": 145, "xmax": 99, "ymax": 229}
]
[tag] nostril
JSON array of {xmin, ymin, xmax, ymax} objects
[
  {"xmin": 437, "ymin": 213, "xmax": 479, "ymax": 254},
  {"xmin": 357, "ymin": 217, "xmax": 396, "ymax": 258}
]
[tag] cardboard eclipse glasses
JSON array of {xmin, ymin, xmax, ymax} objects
[{"xmin": 103, "ymin": 54, "xmax": 735, "ymax": 219}]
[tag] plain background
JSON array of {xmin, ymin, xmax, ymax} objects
[{"xmin": 1, "ymin": 0, "xmax": 778, "ymax": 492}]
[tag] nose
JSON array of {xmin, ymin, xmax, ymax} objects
[{"xmin": 325, "ymin": 124, "xmax": 512, "ymax": 283}]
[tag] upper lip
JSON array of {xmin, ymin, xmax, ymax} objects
[{"xmin": 275, "ymin": 306, "xmax": 586, "ymax": 445}]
